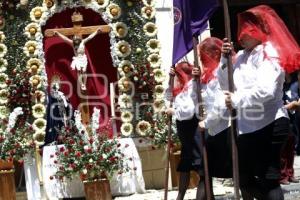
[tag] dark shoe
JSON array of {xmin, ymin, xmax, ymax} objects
[
  {"xmin": 289, "ymin": 177, "xmax": 299, "ymax": 183},
  {"xmin": 280, "ymin": 180, "xmax": 290, "ymax": 185}
]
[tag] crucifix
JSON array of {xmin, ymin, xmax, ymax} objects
[{"xmin": 44, "ymin": 11, "xmax": 111, "ymax": 125}]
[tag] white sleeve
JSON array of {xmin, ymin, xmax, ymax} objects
[
  {"xmin": 216, "ymin": 56, "xmax": 229, "ymax": 91},
  {"xmin": 231, "ymin": 58, "xmax": 282, "ymax": 109}
]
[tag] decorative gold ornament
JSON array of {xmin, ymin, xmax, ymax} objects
[
  {"xmin": 34, "ymin": 10, "xmax": 42, "ymax": 19},
  {"xmin": 110, "ymin": 8, "xmax": 119, "ymax": 16},
  {"xmin": 28, "ymin": 46, "xmax": 36, "ymax": 54},
  {"xmin": 29, "ymin": 27, "xmax": 37, "ymax": 35}
]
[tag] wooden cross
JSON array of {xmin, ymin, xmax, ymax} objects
[{"xmin": 44, "ymin": 11, "xmax": 111, "ymax": 125}]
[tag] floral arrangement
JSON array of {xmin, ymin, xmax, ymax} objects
[
  {"xmin": 52, "ymin": 108, "xmax": 127, "ymax": 181},
  {"xmin": 21, "ymin": 0, "xmax": 167, "ymax": 138},
  {"xmin": 0, "ymin": 107, "xmax": 36, "ymax": 163}
]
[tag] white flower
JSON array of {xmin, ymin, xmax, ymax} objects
[
  {"xmin": 0, "ymin": 73, "xmax": 8, "ymax": 88},
  {"xmin": 146, "ymin": 39, "xmax": 161, "ymax": 53},
  {"xmin": 0, "ymin": 58, "xmax": 8, "ymax": 73},
  {"xmin": 153, "ymin": 68, "xmax": 165, "ymax": 83},
  {"xmin": 30, "ymin": 7, "xmax": 46, "ymax": 23},
  {"xmin": 91, "ymin": 107, "xmax": 101, "ymax": 133},
  {"xmin": 0, "ymin": 44, "xmax": 7, "ymax": 58},
  {"xmin": 0, "ymin": 32, "xmax": 5, "ymax": 43},
  {"xmin": 118, "ymin": 94, "xmax": 133, "ymax": 109},
  {"xmin": 143, "ymin": 22, "xmax": 158, "ymax": 37},
  {"xmin": 118, "ymin": 60, "xmax": 132, "ymax": 77},
  {"xmin": 24, "ymin": 41, "xmax": 40, "ymax": 57},
  {"xmin": 97, "ymin": 0, "xmax": 110, "ymax": 9},
  {"xmin": 33, "ymin": 130, "xmax": 45, "ymax": 146},
  {"xmin": 24, "ymin": 23, "xmax": 42, "ymax": 39},
  {"xmin": 118, "ymin": 77, "xmax": 132, "ymax": 92},
  {"xmin": 136, "ymin": 120, "xmax": 151, "ymax": 136},
  {"xmin": 121, "ymin": 123, "xmax": 133, "ymax": 136},
  {"xmin": 7, "ymin": 107, "xmax": 23, "ymax": 133},
  {"xmin": 30, "ymin": 75, "xmax": 44, "ymax": 89},
  {"xmin": 32, "ymin": 103, "xmax": 46, "ymax": 118},
  {"xmin": 34, "ymin": 90, "xmax": 46, "ymax": 103},
  {"xmin": 154, "ymin": 85, "xmax": 165, "ymax": 98},
  {"xmin": 33, "ymin": 118, "xmax": 47, "ymax": 131},
  {"xmin": 0, "ymin": 89, "xmax": 9, "ymax": 104},
  {"xmin": 153, "ymin": 99, "xmax": 165, "ymax": 112},
  {"xmin": 27, "ymin": 58, "xmax": 43, "ymax": 74},
  {"xmin": 142, "ymin": 0, "xmax": 155, "ymax": 6},
  {"xmin": 106, "ymin": 3, "xmax": 121, "ymax": 19},
  {"xmin": 147, "ymin": 53, "xmax": 161, "ymax": 68},
  {"xmin": 82, "ymin": 169, "xmax": 88, "ymax": 174},
  {"xmin": 112, "ymin": 22, "xmax": 128, "ymax": 38},
  {"xmin": 0, "ymin": 106, "xmax": 8, "ymax": 119},
  {"xmin": 141, "ymin": 6, "xmax": 156, "ymax": 19},
  {"xmin": 121, "ymin": 110, "xmax": 133, "ymax": 122},
  {"xmin": 115, "ymin": 40, "xmax": 131, "ymax": 58}
]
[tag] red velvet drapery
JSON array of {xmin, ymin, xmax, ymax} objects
[{"xmin": 42, "ymin": 7, "xmax": 117, "ymax": 128}]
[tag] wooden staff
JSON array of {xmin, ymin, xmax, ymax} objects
[
  {"xmin": 164, "ymin": 65, "xmax": 175, "ymax": 200},
  {"xmin": 192, "ymin": 36, "xmax": 212, "ymax": 200},
  {"xmin": 221, "ymin": 0, "xmax": 240, "ymax": 199}
]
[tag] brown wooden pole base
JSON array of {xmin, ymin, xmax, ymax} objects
[
  {"xmin": 83, "ymin": 179, "xmax": 112, "ymax": 200},
  {"xmin": 0, "ymin": 169, "xmax": 16, "ymax": 200}
]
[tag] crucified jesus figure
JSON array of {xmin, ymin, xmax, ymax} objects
[{"xmin": 54, "ymin": 29, "xmax": 101, "ymax": 91}]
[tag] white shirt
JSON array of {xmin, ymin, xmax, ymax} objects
[
  {"xmin": 168, "ymin": 79, "xmax": 230, "ymax": 136},
  {"xmin": 217, "ymin": 42, "xmax": 288, "ymax": 134}
]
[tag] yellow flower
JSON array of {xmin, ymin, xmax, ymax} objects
[
  {"xmin": 32, "ymin": 103, "xmax": 46, "ymax": 118},
  {"xmin": 143, "ymin": 22, "xmax": 157, "ymax": 37},
  {"xmin": 30, "ymin": 7, "xmax": 46, "ymax": 23},
  {"xmin": 142, "ymin": 0, "xmax": 155, "ymax": 6},
  {"xmin": 112, "ymin": 22, "xmax": 128, "ymax": 38},
  {"xmin": 153, "ymin": 69, "xmax": 165, "ymax": 83},
  {"xmin": 141, "ymin": 6, "xmax": 156, "ymax": 19},
  {"xmin": 33, "ymin": 130, "xmax": 45, "ymax": 146},
  {"xmin": 97, "ymin": 0, "xmax": 110, "ymax": 9},
  {"xmin": 30, "ymin": 75, "xmax": 44, "ymax": 89},
  {"xmin": 0, "ymin": 73, "xmax": 8, "ymax": 88},
  {"xmin": 0, "ymin": 44, "xmax": 7, "ymax": 58},
  {"xmin": 34, "ymin": 90, "xmax": 46, "ymax": 103},
  {"xmin": 136, "ymin": 120, "xmax": 151, "ymax": 136},
  {"xmin": 147, "ymin": 53, "xmax": 161, "ymax": 68},
  {"xmin": 115, "ymin": 40, "xmax": 131, "ymax": 58},
  {"xmin": 121, "ymin": 110, "xmax": 133, "ymax": 122},
  {"xmin": 0, "ymin": 58, "xmax": 7, "ymax": 73},
  {"xmin": 24, "ymin": 23, "xmax": 42, "ymax": 39},
  {"xmin": 0, "ymin": 89, "xmax": 9, "ymax": 104},
  {"xmin": 106, "ymin": 3, "xmax": 121, "ymax": 19},
  {"xmin": 121, "ymin": 123, "xmax": 133, "ymax": 136},
  {"xmin": 0, "ymin": 105, "xmax": 9, "ymax": 119},
  {"xmin": 27, "ymin": 58, "xmax": 43, "ymax": 74},
  {"xmin": 118, "ymin": 94, "xmax": 133, "ymax": 109},
  {"xmin": 24, "ymin": 41, "xmax": 39, "ymax": 57},
  {"xmin": 0, "ymin": 31, "xmax": 5, "ymax": 43},
  {"xmin": 153, "ymin": 98, "xmax": 165, "ymax": 113},
  {"xmin": 33, "ymin": 118, "xmax": 47, "ymax": 131},
  {"xmin": 146, "ymin": 39, "xmax": 160, "ymax": 53},
  {"xmin": 118, "ymin": 77, "xmax": 132, "ymax": 92},
  {"xmin": 154, "ymin": 85, "xmax": 165, "ymax": 98},
  {"xmin": 118, "ymin": 60, "xmax": 132, "ymax": 77}
]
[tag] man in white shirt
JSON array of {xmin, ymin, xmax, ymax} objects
[{"xmin": 218, "ymin": 5, "xmax": 300, "ymax": 200}]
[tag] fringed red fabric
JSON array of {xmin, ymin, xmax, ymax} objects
[
  {"xmin": 198, "ymin": 37, "xmax": 223, "ymax": 84},
  {"xmin": 238, "ymin": 5, "xmax": 300, "ymax": 73},
  {"xmin": 172, "ymin": 62, "xmax": 193, "ymax": 97}
]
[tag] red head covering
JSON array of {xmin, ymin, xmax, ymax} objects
[
  {"xmin": 238, "ymin": 5, "xmax": 300, "ymax": 73},
  {"xmin": 198, "ymin": 37, "xmax": 223, "ymax": 84},
  {"xmin": 173, "ymin": 61, "xmax": 193, "ymax": 96}
]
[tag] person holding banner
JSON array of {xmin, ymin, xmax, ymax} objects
[
  {"xmin": 218, "ymin": 5, "xmax": 300, "ymax": 200},
  {"xmin": 165, "ymin": 62, "xmax": 207, "ymax": 200},
  {"xmin": 197, "ymin": 37, "xmax": 233, "ymax": 180}
]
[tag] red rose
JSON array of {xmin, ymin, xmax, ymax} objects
[
  {"xmin": 75, "ymin": 152, "xmax": 81, "ymax": 158},
  {"xmin": 59, "ymin": 147, "xmax": 65, "ymax": 152},
  {"xmin": 50, "ymin": 154, "xmax": 54, "ymax": 158},
  {"xmin": 49, "ymin": 176, "xmax": 54, "ymax": 180},
  {"xmin": 64, "ymin": 151, "xmax": 69, "ymax": 156}
]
